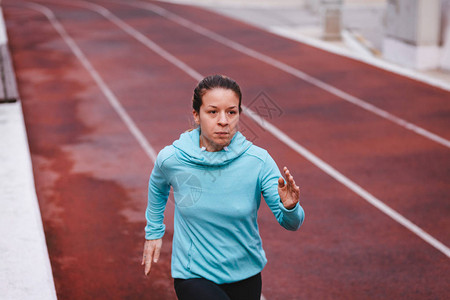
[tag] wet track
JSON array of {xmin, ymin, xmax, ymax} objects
[{"xmin": 3, "ymin": 0, "xmax": 450, "ymax": 299}]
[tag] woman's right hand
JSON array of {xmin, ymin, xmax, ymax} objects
[{"xmin": 142, "ymin": 238, "xmax": 162, "ymax": 276}]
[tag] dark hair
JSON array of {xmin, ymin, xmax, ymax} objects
[{"xmin": 193, "ymin": 75, "xmax": 242, "ymax": 114}]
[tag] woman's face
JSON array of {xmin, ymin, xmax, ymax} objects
[{"xmin": 193, "ymin": 88, "xmax": 240, "ymax": 152}]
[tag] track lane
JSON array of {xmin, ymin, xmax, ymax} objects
[
  {"xmin": 246, "ymin": 116, "xmax": 450, "ymax": 299},
  {"xmin": 34, "ymin": 0, "xmax": 445, "ymax": 253},
  {"xmin": 77, "ymin": 0, "xmax": 450, "ymax": 246},
  {"xmin": 151, "ymin": 0, "xmax": 450, "ymax": 142},
  {"xmin": 4, "ymin": 0, "xmax": 445, "ymax": 299},
  {"xmin": 107, "ymin": 0, "xmax": 450, "ymax": 149},
  {"xmin": 4, "ymin": 3, "xmax": 177, "ymax": 299},
  {"xmin": 33, "ymin": 0, "xmax": 450, "ymax": 258}
]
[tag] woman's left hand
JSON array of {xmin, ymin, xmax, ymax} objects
[{"xmin": 278, "ymin": 167, "xmax": 300, "ymax": 210}]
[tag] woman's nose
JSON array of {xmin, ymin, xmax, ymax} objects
[{"xmin": 218, "ymin": 112, "xmax": 228, "ymax": 125}]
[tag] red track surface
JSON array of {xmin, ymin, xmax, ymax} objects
[{"xmin": 4, "ymin": 0, "xmax": 449, "ymax": 299}]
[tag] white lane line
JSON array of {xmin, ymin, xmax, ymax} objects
[
  {"xmin": 52, "ymin": 0, "xmax": 450, "ymax": 258},
  {"xmin": 245, "ymin": 107, "xmax": 450, "ymax": 259},
  {"xmin": 63, "ymin": 0, "xmax": 204, "ymax": 82},
  {"xmin": 268, "ymin": 26, "xmax": 450, "ymax": 93},
  {"xmin": 118, "ymin": 0, "xmax": 450, "ymax": 150},
  {"xmin": 21, "ymin": 1, "xmax": 158, "ymax": 163}
]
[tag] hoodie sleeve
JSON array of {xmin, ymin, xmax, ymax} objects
[
  {"xmin": 145, "ymin": 152, "xmax": 171, "ymax": 240},
  {"xmin": 260, "ymin": 152, "xmax": 305, "ymax": 231}
]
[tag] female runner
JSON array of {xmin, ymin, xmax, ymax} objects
[{"xmin": 142, "ymin": 74, "xmax": 305, "ymax": 300}]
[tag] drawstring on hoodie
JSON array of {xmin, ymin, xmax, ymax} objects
[{"xmin": 201, "ymin": 146, "xmax": 229, "ymax": 152}]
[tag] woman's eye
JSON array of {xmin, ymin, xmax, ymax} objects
[
  {"xmin": 228, "ymin": 111, "xmax": 237, "ymax": 115},
  {"xmin": 209, "ymin": 110, "xmax": 217, "ymax": 114}
]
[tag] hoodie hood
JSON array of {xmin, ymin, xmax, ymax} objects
[{"xmin": 172, "ymin": 128, "xmax": 252, "ymax": 167}]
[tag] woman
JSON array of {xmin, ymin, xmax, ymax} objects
[{"xmin": 142, "ymin": 75, "xmax": 305, "ymax": 300}]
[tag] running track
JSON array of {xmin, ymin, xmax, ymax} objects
[{"xmin": 3, "ymin": 0, "xmax": 449, "ymax": 299}]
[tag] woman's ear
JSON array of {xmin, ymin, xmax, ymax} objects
[{"xmin": 192, "ymin": 109, "xmax": 200, "ymax": 125}]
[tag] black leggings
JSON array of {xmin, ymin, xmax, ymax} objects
[{"xmin": 174, "ymin": 273, "xmax": 262, "ymax": 300}]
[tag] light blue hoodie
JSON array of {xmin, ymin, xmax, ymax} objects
[{"xmin": 145, "ymin": 128, "xmax": 305, "ymax": 284}]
